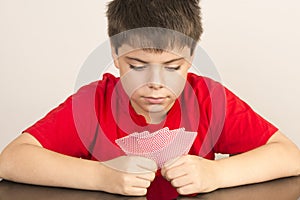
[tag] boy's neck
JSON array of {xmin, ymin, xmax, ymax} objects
[
  {"xmin": 130, "ymin": 101, "xmax": 176, "ymax": 125},
  {"xmin": 147, "ymin": 112, "xmax": 167, "ymax": 124}
]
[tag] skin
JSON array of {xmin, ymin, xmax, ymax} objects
[
  {"xmin": 160, "ymin": 132, "xmax": 300, "ymax": 195},
  {"xmin": 114, "ymin": 45, "xmax": 300, "ymax": 194},
  {"xmin": 113, "ymin": 45, "xmax": 193, "ymax": 124},
  {"xmin": 0, "ymin": 46, "xmax": 299, "ymax": 196}
]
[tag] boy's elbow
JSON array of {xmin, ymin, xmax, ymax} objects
[
  {"xmin": 274, "ymin": 133, "xmax": 300, "ymax": 176},
  {"xmin": 0, "ymin": 146, "xmax": 17, "ymax": 180},
  {"xmin": 0, "ymin": 150, "xmax": 7, "ymax": 179},
  {"xmin": 0, "ymin": 148, "xmax": 10, "ymax": 179},
  {"xmin": 288, "ymin": 143, "xmax": 300, "ymax": 176},
  {"xmin": 296, "ymin": 148, "xmax": 300, "ymax": 176}
]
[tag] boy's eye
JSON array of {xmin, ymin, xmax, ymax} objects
[
  {"xmin": 129, "ymin": 64, "xmax": 146, "ymax": 71},
  {"xmin": 165, "ymin": 66, "xmax": 181, "ymax": 71}
]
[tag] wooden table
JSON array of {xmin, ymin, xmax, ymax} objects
[{"xmin": 0, "ymin": 176, "xmax": 299, "ymax": 200}]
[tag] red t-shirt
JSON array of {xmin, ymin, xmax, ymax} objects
[{"xmin": 23, "ymin": 73, "xmax": 278, "ymax": 197}]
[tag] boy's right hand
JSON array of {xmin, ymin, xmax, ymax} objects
[{"xmin": 101, "ymin": 156, "xmax": 157, "ymax": 196}]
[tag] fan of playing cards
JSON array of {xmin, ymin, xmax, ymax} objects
[{"xmin": 115, "ymin": 127, "xmax": 197, "ymax": 168}]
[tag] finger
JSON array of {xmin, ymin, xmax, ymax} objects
[
  {"xmin": 123, "ymin": 187, "xmax": 148, "ymax": 196},
  {"xmin": 163, "ymin": 156, "xmax": 184, "ymax": 169},
  {"xmin": 136, "ymin": 172, "xmax": 156, "ymax": 182},
  {"xmin": 131, "ymin": 156, "xmax": 158, "ymax": 172},
  {"xmin": 105, "ymin": 156, "xmax": 156, "ymax": 174},
  {"xmin": 171, "ymin": 175, "xmax": 192, "ymax": 188},
  {"xmin": 132, "ymin": 177, "xmax": 152, "ymax": 188},
  {"xmin": 164, "ymin": 163, "xmax": 186, "ymax": 180},
  {"xmin": 161, "ymin": 166, "xmax": 167, "ymax": 177},
  {"xmin": 176, "ymin": 183, "xmax": 196, "ymax": 195}
]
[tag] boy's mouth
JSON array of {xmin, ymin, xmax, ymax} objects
[{"xmin": 143, "ymin": 97, "xmax": 166, "ymax": 104}]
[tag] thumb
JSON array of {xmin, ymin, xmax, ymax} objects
[
  {"xmin": 102, "ymin": 156, "xmax": 157, "ymax": 174},
  {"xmin": 132, "ymin": 156, "xmax": 157, "ymax": 172}
]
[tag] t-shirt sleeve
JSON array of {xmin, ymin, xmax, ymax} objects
[
  {"xmin": 212, "ymin": 86, "xmax": 278, "ymax": 154},
  {"xmin": 23, "ymin": 82, "xmax": 100, "ymax": 159}
]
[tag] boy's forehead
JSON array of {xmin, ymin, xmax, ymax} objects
[{"xmin": 117, "ymin": 44, "xmax": 193, "ymax": 63}]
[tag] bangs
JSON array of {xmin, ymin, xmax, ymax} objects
[{"xmin": 110, "ymin": 27, "xmax": 196, "ymax": 55}]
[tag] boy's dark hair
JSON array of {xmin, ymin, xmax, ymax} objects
[{"xmin": 106, "ymin": 0, "xmax": 202, "ymax": 55}]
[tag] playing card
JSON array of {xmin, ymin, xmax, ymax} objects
[
  {"xmin": 115, "ymin": 127, "xmax": 171, "ymax": 154},
  {"xmin": 136, "ymin": 127, "xmax": 176, "ymax": 153},
  {"xmin": 115, "ymin": 128, "xmax": 197, "ymax": 168}
]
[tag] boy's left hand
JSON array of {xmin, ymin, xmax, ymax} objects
[{"xmin": 161, "ymin": 155, "xmax": 220, "ymax": 195}]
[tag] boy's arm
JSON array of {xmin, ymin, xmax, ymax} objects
[
  {"xmin": 161, "ymin": 131, "xmax": 300, "ymax": 195},
  {"xmin": 0, "ymin": 133, "xmax": 156, "ymax": 196},
  {"xmin": 216, "ymin": 130, "xmax": 300, "ymax": 188}
]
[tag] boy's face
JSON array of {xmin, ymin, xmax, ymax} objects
[{"xmin": 113, "ymin": 45, "xmax": 193, "ymax": 123}]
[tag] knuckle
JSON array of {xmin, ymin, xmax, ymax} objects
[
  {"xmin": 139, "ymin": 188, "xmax": 147, "ymax": 196},
  {"xmin": 177, "ymin": 187, "xmax": 184, "ymax": 195},
  {"xmin": 120, "ymin": 175, "xmax": 126, "ymax": 182},
  {"xmin": 177, "ymin": 187, "xmax": 190, "ymax": 195},
  {"xmin": 185, "ymin": 155, "xmax": 191, "ymax": 160},
  {"xmin": 149, "ymin": 172, "xmax": 156, "ymax": 180},
  {"xmin": 122, "ymin": 187, "xmax": 132, "ymax": 195},
  {"xmin": 160, "ymin": 167, "xmax": 166, "ymax": 175},
  {"xmin": 121, "ymin": 174, "xmax": 131, "ymax": 184},
  {"xmin": 186, "ymin": 155, "xmax": 197, "ymax": 163},
  {"xmin": 165, "ymin": 171, "xmax": 172, "ymax": 179},
  {"xmin": 183, "ymin": 155, "xmax": 191, "ymax": 161},
  {"xmin": 129, "ymin": 188, "xmax": 147, "ymax": 196},
  {"xmin": 145, "ymin": 180, "xmax": 151, "ymax": 188},
  {"xmin": 171, "ymin": 179, "xmax": 178, "ymax": 187},
  {"xmin": 196, "ymin": 182, "xmax": 205, "ymax": 193}
]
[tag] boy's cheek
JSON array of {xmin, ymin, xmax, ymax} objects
[
  {"xmin": 164, "ymin": 72, "xmax": 187, "ymax": 97},
  {"xmin": 120, "ymin": 70, "xmax": 149, "ymax": 96}
]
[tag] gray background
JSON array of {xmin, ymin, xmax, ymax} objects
[{"xmin": 0, "ymin": 0, "xmax": 299, "ymax": 152}]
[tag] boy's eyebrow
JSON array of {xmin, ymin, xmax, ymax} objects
[{"xmin": 125, "ymin": 56, "xmax": 184, "ymax": 64}]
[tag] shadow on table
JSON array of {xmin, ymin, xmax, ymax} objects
[
  {"xmin": 0, "ymin": 176, "xmax": 299, "ymax": 200},
  {"xmin": 0, "ymin": 180, "xmax": 145, "ymax": 200},
  {"xmin": 179, "ymin": 176, "xmax": 300, "ymax": 200}
]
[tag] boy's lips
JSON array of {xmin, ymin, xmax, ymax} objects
[{"xmin": 143, "ymin": 96, "xmax": 166, "ymax": 104}]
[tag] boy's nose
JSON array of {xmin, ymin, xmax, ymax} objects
[
  {"xmin": 147, "ymin": 66, "xmax": 164, "ymax": 89},
  {"xmin": 147, "ymin": 82, "xmax": 163, "ymax": 89}
]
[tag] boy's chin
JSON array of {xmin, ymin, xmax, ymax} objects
[
  {"xmin": 147, "ymin": 105, "xmax": 168, "ymax": 124},
  {"xmin": 147, "ymin": 104, "xmax": 166, "ymax": 113}
]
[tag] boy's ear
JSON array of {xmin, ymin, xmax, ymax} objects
[{"xmin": 111, "ymin": 46, "xmax": 120, "ymax": 69}]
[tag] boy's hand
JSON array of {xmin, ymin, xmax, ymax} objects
[
  {"xmin": 161, "ymin": 155, "xmax": 220, "ymax": 195},
  {"xmin": 101, "ymin": 156, "xmax": 157, "ymax": 196}
]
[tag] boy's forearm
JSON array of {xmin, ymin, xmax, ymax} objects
[
  {"xmin": 215, "ymin": 141, "xmax": 300, "ymax": 189},
  {"xmin": 0, "ymin": 143, "xmax": 107, "ymax": 191}
]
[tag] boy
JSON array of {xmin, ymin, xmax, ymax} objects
[{"xmin": 0, "ymin": 0, "xmax": 299, "ymax": 198}]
